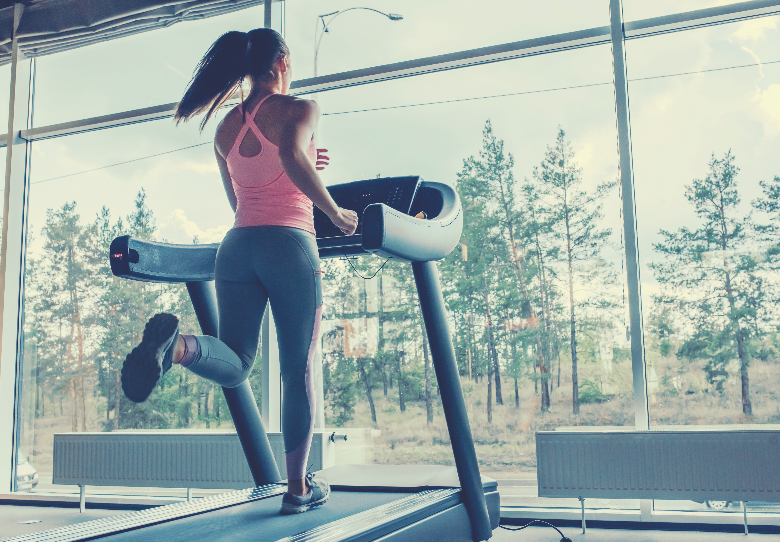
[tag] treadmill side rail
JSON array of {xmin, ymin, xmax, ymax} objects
[
  {"xmin": 110, "ymin": 235, "xmax": 219, "ymax": 283},
  {"xmin": 0, "ymin": 485, "xmax": 287, "ymax": 542},
  {"xmin": 276, "ymin": 489, "xmax": 460, "ymax": 542}
]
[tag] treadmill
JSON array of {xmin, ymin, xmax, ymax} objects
[{"xmin": 17, "ymin": 177, "xmax": 499, "ymax": 542}]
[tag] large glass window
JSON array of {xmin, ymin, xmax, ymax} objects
[
  {"xmin": 16, "ymin": 116, "xmax": 244, "ymax": 498},
  {"xmin": 629, "ymin": 15, "xmax": 780, "ymax": 513},
  {"xmin": 32, "ymin": 7, "xmax": 275, "ymax": 126},
  {"xmin": 285, "ymin": 0, "xmax": 608, "ymax": 80},
  {"xmin": 317, "ymin": 43, "xmax": 634, "ymax": 510},
  {"xmin": 622, "ymin": 0, "xmax": 749, "ymax": 21},
  {"xmin": 16, "ymin": 0, "xmax": 780, "ymax": 525}
]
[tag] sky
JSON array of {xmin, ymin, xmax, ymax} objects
[{"xmin": 9, "ymin": 0, "xmax": 780, "ymax": 323}]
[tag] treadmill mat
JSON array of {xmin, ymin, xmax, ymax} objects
[{"xmin": 98, "ymin": 490, "xmax": 413, "ymax": 541}]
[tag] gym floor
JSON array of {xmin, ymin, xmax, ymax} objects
[{"xmin": 1, "ymin": 504, "xmax": 780, "ymax": 541}]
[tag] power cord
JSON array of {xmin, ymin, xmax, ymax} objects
[
  {"xmin": 500, "ymin": 520, "xmax": 572, "ymax": 542},
  {"xmin": 342, "ymin": 256, "xmax": 389, "ymax": 279}
]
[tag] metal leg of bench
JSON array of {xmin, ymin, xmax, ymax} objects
[
  {"xmin": 579, "ymin": 497, "xmax": 586, "ymax": 533},
  {"xmin": 187, "ymin": 488, "xmax": 193, "ymax": 502},
  {"xmin": 79, "ymin": 485, "xmax": 85, "ymax": 513},
  {"xmin": 743, "ymin": 501, "xmax": 748, "ymax": 535}
]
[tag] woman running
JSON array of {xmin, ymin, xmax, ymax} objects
[{"xmin": 120, "ymin": 28, "xmax": 358, "ymax": 515}]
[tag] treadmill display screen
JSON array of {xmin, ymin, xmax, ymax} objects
[{"xmin": 313, "ymin": 176, "xmax": 421, "ymax": 239}]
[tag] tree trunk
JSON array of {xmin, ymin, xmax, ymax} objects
[
  {"xmin": 114, "ymin": 367, "xmax": 121, "ymax": 430},
  {"xmin": 76, "ymin": 311, "xmax": 87, "ymax": 432},
  {"xmin": 487, "ymin": 346, "xmax": 493, "ymax": 424},
  {"xmin": 69, "ymin": 379, "xmax": 78, "ymax": 432},
  {"xmin": 397, "ymin": 353, "xmax": 406, "ymax": 413},
  {"xmin": 422, "ymin": 324, "xmax": 433, "ymax": 424},
  {"xmin": 482, "ymin": 284, "xmax": 503, "ymax": 405},
  {"xmin": 565, "ymin": 208, "xmax": 580, "ymax": 415},
  {"xmin": 533, "ymin": 362, "xmax": 538, "ymax": 393},
  {"xmin": 204, "ymin": 383, "xmax": 210, "ymax": 420},
  {"xmin": 378, "ymin": 277, "xmax": 388, "ymax": 396},
  {"xmin": 380, "ymin": 368, "xmax": 388, "ymax": 396},
  {"xmin": 532, "ymin": 224, "xmax": 552, "ymax": 412},
  {"xmin": 357, "ymin": 357, "xmax": 377, "ymax": 425},
  {"xmin": 467, "ymin": 344, "xmax": 473, "ymax": 381},
  {"xmin": 724, "ymin": 270, "xmax": 752, "ymax": 415}
]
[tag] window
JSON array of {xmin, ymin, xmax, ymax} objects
[
  {"xmin": 318, "ymin": 43, "xmax": 635, "ymax": 510},
  {"xmin": 33, "ymin": 7, "xmax": 271, "ymax": 126},
  {"xmin": 17, "ymin": 117, "xmax": 243, "ymax": 497},
  {"xmin": 629, "ymin": 15, "xmax": 780, "ymax": 514},
  {"xmin": 285, "ymin": 0, "xmax": 608, "ymax": 79}
]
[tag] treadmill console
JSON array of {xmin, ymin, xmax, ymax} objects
[{"xmin": 313, "ymin": 176, "xmax": 421, "ymax": 239}]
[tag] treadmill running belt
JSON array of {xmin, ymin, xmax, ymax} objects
[{"xmin": 97, "ymin": 491, "xmax": 412, "ymax": 541}]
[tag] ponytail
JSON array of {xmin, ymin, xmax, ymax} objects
[{"xmin": 174, "ymin": 28, "xmax": 290, "ymax": 131}]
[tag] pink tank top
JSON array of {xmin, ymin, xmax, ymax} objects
[{"xmin": 226, "ymin": 95, "xmax": 316, "ymax": 234}]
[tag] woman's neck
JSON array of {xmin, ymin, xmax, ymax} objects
[{"xmin": 249, "ymin": 78, "xmax": 285, "ymax": 100}]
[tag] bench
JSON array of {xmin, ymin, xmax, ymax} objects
[
  {"xmin": 536, "ymin": 430, "xmax": 780, "ymax": 534},
  {"xmin": 52, "ymin": 430, "xmax": 357, "ymax": 512}
]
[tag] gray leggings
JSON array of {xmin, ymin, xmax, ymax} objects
[{"xmin": 183, "ymin": 226, "xmax": 322, "ymax": 481}]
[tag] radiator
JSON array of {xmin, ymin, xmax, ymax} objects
[
  {"xmin": 52, "ymin": 431, "xmax": 335, "ymax": 489},
  {"xmin": 536, "ymin": 430, "xmax": 780, "ymax": 502}
]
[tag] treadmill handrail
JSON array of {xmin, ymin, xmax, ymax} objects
[
  {"xmin": 110, "ymin": 181, "xmax": 463, "ymax": 282},
  {"xmin": 362, "ymin": 181, "xmax": 462, "ymax": 262}
]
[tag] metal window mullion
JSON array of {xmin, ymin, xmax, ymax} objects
[
  {"xmin": 610, "ymin": 0, "xmax": 649, "ymax": 432},
  {"xmin": 0, "ymin": 64, "xmax": 34, "ymax": 496}
]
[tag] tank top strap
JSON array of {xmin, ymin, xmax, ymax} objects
[
  {"xmin": 245, "ymin": 93, "xmax": 280, "ymax": 141},
  {"xmin": 230, "ymin": 94, "xmax": 279, "ymax": 156}
]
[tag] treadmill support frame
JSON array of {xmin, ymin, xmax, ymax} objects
[{"xmin": 411, "ymin": 261, "xmax": 493, "ymax": 542}]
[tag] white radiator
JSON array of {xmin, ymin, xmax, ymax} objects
[
  {"xmin": 52, "ymin": 431, "xmax": 335, "ymax": 489},
  {"xmin": 536, "ymin": 430, "xmax": 780, "ymax": 501}
]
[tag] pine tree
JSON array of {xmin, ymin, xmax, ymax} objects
[
  {"xmin": 533, "ymin": 127, "xmax": 614, "ymax": 414},
  {"xmin": 651, "ymin": 151, "xmax": 758, "ymax": 415}
]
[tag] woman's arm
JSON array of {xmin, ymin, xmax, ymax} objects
[
  {"xmin": 278, "ymin": 99, "xmax": 358, "ymax": 235},
  {"xmin": 215, "ymin": 144, "xmax": 237, "ymax": 212}
]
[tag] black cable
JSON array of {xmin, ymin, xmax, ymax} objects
[
  {"xmin": 321, "ymin": 82, "xmax": 612, "ymax": 116},
  {"xmin": 343, "ymin": 256, "xmax": 389, "ymax": 279},
  {"xmin": 500, "ymin": 519, "xmax": 572, "ymax": 542},
  {"xmin": 322, "ymin": 59, "xmax": 780, "ymax": 117},
  {"xmin": 15, "ymin": 58, "xmax": 778, "ymax": 190}
]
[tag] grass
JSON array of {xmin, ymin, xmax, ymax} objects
[{"xmin": 22, "ymin": 357, "xmax": 780, "ymax": 479}]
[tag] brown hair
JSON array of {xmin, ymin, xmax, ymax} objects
[{"xmin": 174, "ymin": 28, "xmax": 290, "ymax": 130}]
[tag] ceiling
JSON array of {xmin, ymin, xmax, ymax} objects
[{"xmin": 0, "ymin": 0, "xmax": 274, "ymax": 66}]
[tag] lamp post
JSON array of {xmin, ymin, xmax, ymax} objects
[{"xmin": 314, "ymin": 8, "xmax": 403, "ymax": 77}]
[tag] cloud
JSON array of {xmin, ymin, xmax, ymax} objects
[
  {"xmin": 755, "ymin": 84, "xmax": 780, "ymax": 134},
  {"xmin": 731, "ymin": 17, "xmax": 778, "ymax": 42},
  {"xmin": 182, "ymin": 161, "xmax": 219, "ymax": 175},
  {"xmin": 161, "ymin": 208, "xmax": 229, "ymax": 243},
  {"xmin": 740, "ymin": 46, "xmax": 764, "ymax": 79}
]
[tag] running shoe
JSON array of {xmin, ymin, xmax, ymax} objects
[
  {"xmin": 121, "ymin": 313, "xmax": 179, "ymax": 403},
  {"xmin": 280, "ymin": 473, "xmax": 330, "ymax": 515}
]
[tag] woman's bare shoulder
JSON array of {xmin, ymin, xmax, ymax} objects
[
  {"xmin": 275, "ymin": 95, "xmax": 320, "ymax": 121},
  {"xmin": 214, "ymin": 106, "xmax": 243, "ymax": 157}
]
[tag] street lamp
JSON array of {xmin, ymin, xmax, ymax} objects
[{"xmin": 313, "ymin": 8, "xmax": 403, "ymax": 77}]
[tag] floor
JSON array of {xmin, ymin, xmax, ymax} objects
[
  {"xmin": 491, "ymin": 525, "xmax": 780, "ymax": 541},
  {"xmin": 2, "ymin": 504, "xmax": 780, "ymax": 541}
]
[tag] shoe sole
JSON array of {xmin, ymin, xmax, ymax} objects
[
  {"xmin": 279, "ymin": 492, "xmax": 330, "ymax": 515},
  {"xmin": 121, "ymin": 313, "xmax": 179, "ymax": 403}
]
